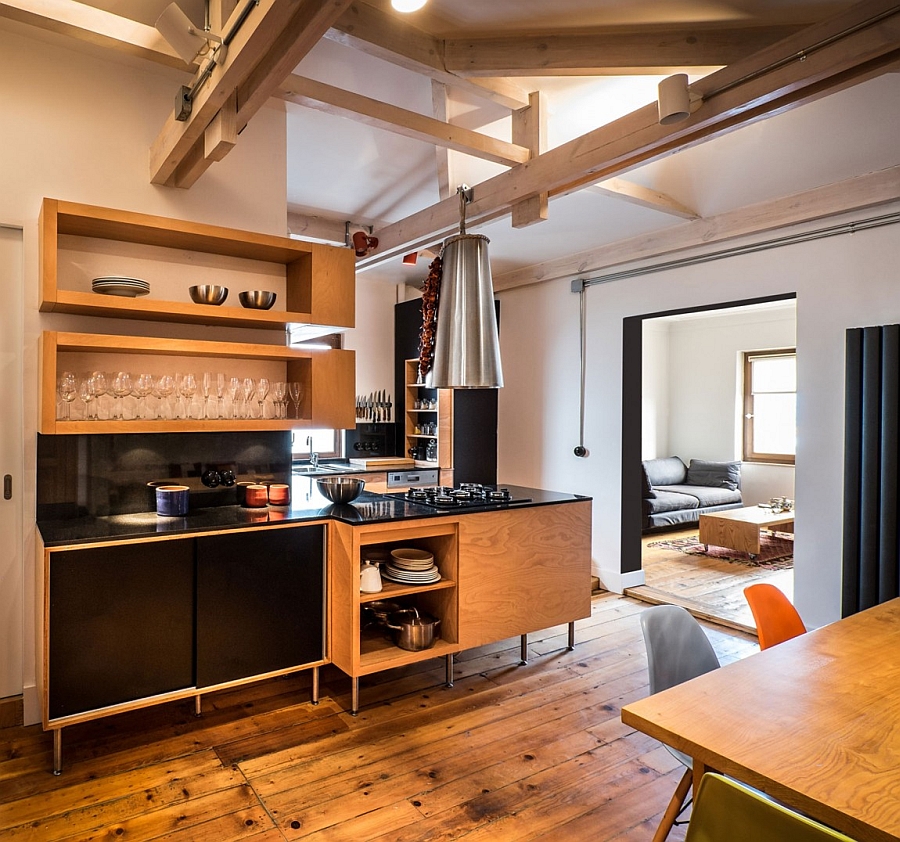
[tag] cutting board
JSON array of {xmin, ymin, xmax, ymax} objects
[{"xmin": 348, "ymin": 457, "xmax": 415, "ymax": 470}]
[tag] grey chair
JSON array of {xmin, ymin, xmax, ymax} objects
[{"xmin": 639, "ymin": 605, "xmax": 721, "ymax": 842}]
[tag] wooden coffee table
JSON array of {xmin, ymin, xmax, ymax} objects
[{"xmin": 698, "ymin": 505, "xmax": 794, "ymax": 558}]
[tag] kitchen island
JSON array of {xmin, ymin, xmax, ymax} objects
[{"xmin": 37, "ymin": 484, "xmax": 591, "ymax": 772}]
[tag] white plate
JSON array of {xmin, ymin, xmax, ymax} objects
[
  {"xmin": 91, "ymin": 283, "xmax": 151, "ymax": 297},
  {"xmin": 92, "ymin": 276, "xmax": 149, "ymax": 285},
  {"xmin": 383, "ymin": 571, "xmax": 441, "ymax": 584}
]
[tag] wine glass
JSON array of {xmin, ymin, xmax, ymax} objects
[
  {"xmin": 78, "ymin": 377, "xmax": 95, "ymax": 420},
  {"xmin": 180, "ymin": 373, "xmax": 197, "ymax": 419},
  {"xmin": 273, "ymin": 381, "xmax": 287, "ymax": 419},
  {"xmin": 155, "ymin": 374, "xmax": 175, "ymax": 419},
  {"xmin": 288, "ymin": 381, "xmax": 303, "ymax": 419},
  {"xmin": 256, "ymin": 378, "xmax": 270, "ymax": 419},
  {"xmin": 242, "ymin": 377, "xmax": 255, "ymax": 419},
  {"xmin": 134, "ymin": 373, "xmax": 154, "ymax": 420},
  {"xmin": 89, "ymin": 371, "xmax": 108, "ymax": 419},
  {"xmin": 57, "ymin": 372, "xmax": 77, "ymax": 420},
  {"xmin": 201, "ymin": 372, "xmax": 213, "ymax": 419},
  {"xmin": 112, "ymin": 371, "xmax": 132, "ymax": 420},
  {"xmin": 228, "ymin": 377, "xmax": 241, "ymax": 419},
  {"xmin": 215, "ymin": 373, "xmax": 226, "ymax": 419}
]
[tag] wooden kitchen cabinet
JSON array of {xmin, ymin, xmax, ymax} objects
[
  {"xmin": 456, "ymin": 500, "xmax": 593, "ymax": 648},
  {"xmin": 42, "ymin": 522, "xmax": 329, "ymax": 772},
  {"xmin": 39, "ymin": 198, "xmax": 355, "ymax": 332},
  {"xmin": 329, "ymin": 517, "xmax": 459, "ymax": 713},
  {"xmin": 195, "ymin": 526, "xmax": 325, "ymax": 688},
  {"xmin": 47, "ymin": 539, "xmax": 195, "ymax": 720},
  {"xmin": 40, "ymin": 330, "xmax": 356, "ymax": 433}
]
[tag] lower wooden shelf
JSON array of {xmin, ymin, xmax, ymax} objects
[
  {"xmin": 359, "ymin": 579, "xmax": 455, "ymax": 602},
  {"xmin": 358, "ymin": 629, "xmax": 457, "ymax": 675}
]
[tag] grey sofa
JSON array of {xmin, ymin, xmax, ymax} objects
[{"xmin": 642, "ymin": 456, "xmax": 742, "ymax": 531}]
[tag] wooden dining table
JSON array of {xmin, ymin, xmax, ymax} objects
[{"xmin": 621, "ymin": 598, "xmax": 900, "ymax": 842}]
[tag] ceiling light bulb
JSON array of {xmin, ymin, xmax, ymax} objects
[{"xmin": 391, "ymin": 0, "xmax": 427, "ymax": 12}]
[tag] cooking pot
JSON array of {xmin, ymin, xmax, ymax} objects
[{"xmin": 386, "ymin": 607, "xmax": 440, "ymax": 651}]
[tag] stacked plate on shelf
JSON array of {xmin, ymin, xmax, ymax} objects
[
  {"xmin": 383, "ymin": 548, "xmax": 441, "ymax": 585},
  {"xmin": 91, "ymin": 276, "xmax": 150, "ymax": 297}
]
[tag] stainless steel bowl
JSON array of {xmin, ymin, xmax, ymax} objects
[
  {"xmin": 239, "ymin": 290, "xmax": 277, "ymax": 310},
  {"xmin": 316, "ymin": 476, "xmax": 365, "ymax": 503},
  {"xmin": 189, "ymin": 284, "xmax": 228, "ymax": 305}
]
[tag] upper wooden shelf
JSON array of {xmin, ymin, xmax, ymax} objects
[{"xmin": 39, "ymin": 198, "xmax": 355, "ymax": 332}]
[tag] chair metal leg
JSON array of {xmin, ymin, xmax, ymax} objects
[
  {"xmin": 53, "ymin": 728, "xmax": 63, "ymax": 775},
  {"xmin": 652, "ymin": 767, "xmax": 693, "ymax": 842},
  {"xmin": 520, "ymin": 633, "xmax": 528, "ymax": 665},
  {"xmin": 445, "ymin": 654, "xmax": 454, "ymax": 687},
  {"xmin": 311, "ymin": 666, "xmax": 319, "ymax": 705}
]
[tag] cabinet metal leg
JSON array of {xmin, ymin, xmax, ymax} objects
[
  {"xmin": 520, "ymin": 633, "xmax": 528, "ymax": 665},
  {"xmin": 311, "ymin": 666, "xmax": 319, "ymax": 705},
  {"xmin": 351, "ymin": 677, "xmax": 359, "ymax": 716},
  {"xmin": 567, "ymin": 620, "xmax": 576, "ymax": 651},
  {"xmin": 194, "ymin": 694, "xmax": 202, "ymax": 716},
  {"xmin": 53, "ymin": 729, "xmax": 62, "ymax": 775},
  {"xmin": 445, "ymin": 654, "xmax": 454, "ymax": 687}
]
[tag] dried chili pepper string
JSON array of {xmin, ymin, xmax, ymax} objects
[{"xmin": 418, "ymin": 255, "xmax": 442, "ymax": 379}]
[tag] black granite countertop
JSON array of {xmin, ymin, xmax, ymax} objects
[{"xmin": 37, "ymin": 480, "xmax": 591, "ymax": 547}]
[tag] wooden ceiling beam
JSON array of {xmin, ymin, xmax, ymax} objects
[
  {"xmin": 0, "ymin": 0, "xmax": 191, "ymax": 69},
  {"xmin": 278, "ymin": 74, "xmax": 530, "ymax": 167},
  {"xmin": 326, "ymin": 1, "xmax": 530, "ymax": 109},
  {"xmin": 493, "ymin": 164, "xmax": 900, "ymax": 291},
  {"xmin": 443, "ymin": 25, "xmax": 806, "ymax": 77},
  {"xmin": 356, "ymin": 1, "xmax": 900, "ymax": 269},
  {"xmin": 150, "ymin": 0, "xmax": 353, "ymax": 188},
  {"xmin": 590, "ymin": 179, "xmax": 699, "ymax": 220}
]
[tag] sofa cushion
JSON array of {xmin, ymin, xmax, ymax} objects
[
  {"xmin": 657, "ymin": 483, "xmax": 742, "ymax": 507},
  {"xmin": 643, "ymin": 489, "xmax": 700, "ymax": 515},
  {"xmin": 686, "ymin": 459, "xmax": 741, "ymax": 491},
  {"xmin": 641, "ymin": 465, "xmax": 656, "ymax": 499},
  {"xmin": 642, "ymin": 456, "xmax": 688, "ymax": 488}
]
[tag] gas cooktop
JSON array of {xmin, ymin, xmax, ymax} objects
[{"xmin": 385, "ymin": 484, "xmax": 532, "ymax": 509}]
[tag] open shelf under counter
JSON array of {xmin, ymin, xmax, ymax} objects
[
  {"xmin": 357, "ymin": 632, "xmax": 457, "ymax": 675},
  {"xmin": 40, "ymin": 330, "xmax": 355, "ymax": 434},
  {"xmin": 359, "ymin": 578, "xmax": 455, "ymax": 603},
  {"xmin": 39, "ymin": 198, "xmax": 355, "ymax": 331}
]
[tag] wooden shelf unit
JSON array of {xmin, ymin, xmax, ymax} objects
[
  {"xmin": 41, "ymin": 331, "xmax": 356, "ymax": 434},
  {"xmin": 39, "ymin": 198, "xmax": 355, "ymax": 332},
  {"xmin": 330, "ymin": 517, "xmax": 459, "ymax": 683},
  {"xmin": 404, "ymin": 359, "xmax": 453, "ymax": 473}
]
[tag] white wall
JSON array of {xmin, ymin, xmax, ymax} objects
[
  {"xmin": 643, "ymin": 305, "xmax": 797, "ymax": 504},
  {"xmin": 0, "ymin": 22, "xmax": 288, "ymax": 723},
  {"xmin": 497, "ymin": 206, "xmax": 900, "ymax": 630},
  {"xmin": 343, "ymin": 277, "xmax": 396, "ymax": 400}
]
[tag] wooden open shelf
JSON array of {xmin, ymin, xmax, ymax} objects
[
  {"xmin": 359, "ymin": 578, "xmax": 455, "ymax": 602},
  {"xmin": 39, "ymin": 198, "xmax": 355, "ymax": 332},
  {"xmin": 41, "ymin": 331, "xmax": 356, "ymax": 434}
]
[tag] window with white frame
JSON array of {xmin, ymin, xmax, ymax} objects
[{"xmin": 742, "ymin": 348, "xmax": 796, "ymax": 464}]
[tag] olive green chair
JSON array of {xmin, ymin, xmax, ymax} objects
[{"xmin": 686, "ymin": 773, "xmax": 857, "ymax": 842}]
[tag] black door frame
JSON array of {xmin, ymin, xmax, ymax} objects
[{"xmin": 620, "ymin": 292, "xmax": 797, "ymax": 577}]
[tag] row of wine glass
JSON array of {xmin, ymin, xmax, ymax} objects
[{"xmin": 56, "ymin": 371, "xmax": 305, "ymax": 421}]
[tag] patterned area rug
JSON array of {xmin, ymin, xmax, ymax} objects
[{"xmin": 647, "ymin": 532, "xmax": 794, "ymax": 569}]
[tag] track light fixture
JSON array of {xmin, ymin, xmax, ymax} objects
[
  {"xmin": 657, "ymin": 73, "xmax": 702, "ymax": 126},
  {"xmin": 156, "ymin": 0, "xmax": 258, "ymax": 122}
]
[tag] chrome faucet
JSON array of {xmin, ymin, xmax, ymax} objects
[{"xmin": 307, "ymin": 435, "xmax": 319, "ymax": 469}]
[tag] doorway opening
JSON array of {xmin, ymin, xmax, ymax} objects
[{"xmin": 620, "ymin": 295, "xmax": 797, "ymax": 632}]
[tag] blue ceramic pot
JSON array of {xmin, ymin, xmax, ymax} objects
[{"xmin": 156, "ymin": 484, "xmax": 189, "ymax": 517}]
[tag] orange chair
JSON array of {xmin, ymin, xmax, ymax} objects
[{"xmin": 744, "ymin": 583, "xmax": 806, "ymax": 649}]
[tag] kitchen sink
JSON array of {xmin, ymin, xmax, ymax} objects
[{"xmin": 293, "ymin": 464, "xmax": 356, "ymax": 476}]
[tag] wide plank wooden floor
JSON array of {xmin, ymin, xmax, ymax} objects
[
  {"xmin": 0, "ymin": 594, "xmax": 758, "ymax": 841},
  {"xmin": 627, "ymin": 527, "xmax": 793, "ymax": 633}
]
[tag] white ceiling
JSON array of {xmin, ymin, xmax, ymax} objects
[{"xmin": 63, "ymin": 1, "xmax": 900, "ymax": 285}]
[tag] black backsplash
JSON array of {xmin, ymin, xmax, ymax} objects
[{"xmin": 37, "ymin": 432, "xmax": 291, "ymax": 520}]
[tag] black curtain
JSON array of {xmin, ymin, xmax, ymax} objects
[{"xmin": 842, "ymin": 325, "xmax": 900, "ymax": 616}]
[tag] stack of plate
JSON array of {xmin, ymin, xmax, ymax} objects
[
  {"xmin": 91, "ymin": 276, "xmax": 150, "ymax": 297},
  {"xmin": 383, "ymin": 547, "xmax": 441, "ymax": 585}
]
